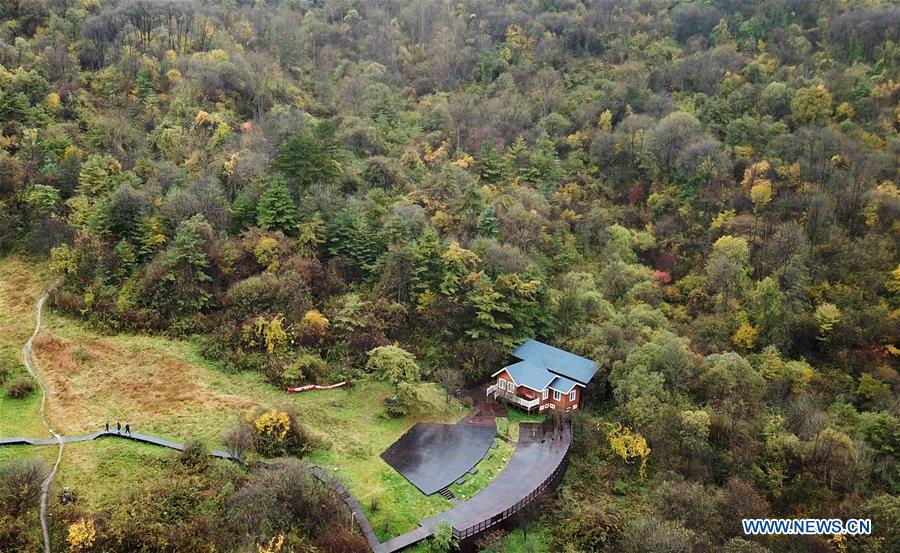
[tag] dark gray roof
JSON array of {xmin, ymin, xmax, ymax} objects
[{"xmin": 513, "ymin": 339, "xmax": 598, "ymax": 384}]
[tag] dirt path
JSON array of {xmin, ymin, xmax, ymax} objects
[{"xmin": 22, "ymin": 290, "xmax": 62, "ymax": 553}]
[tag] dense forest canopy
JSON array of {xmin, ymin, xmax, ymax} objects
[{"xmin": 1, "ymin": 0, "xmax": 899, "ymax": 551}]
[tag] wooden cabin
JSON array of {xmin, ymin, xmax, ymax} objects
[{"xmin": 487, "ymin": 339, "xmax": 598, "ymax": 412}]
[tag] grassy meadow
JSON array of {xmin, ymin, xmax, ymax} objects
[{"xmin": 0, "ymin": 255, "xmax": 492, "ymax": 540}]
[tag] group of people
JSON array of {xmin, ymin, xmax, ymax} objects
[{"xmin": 104, "ymin": 419, "xmax": 132, "ymax": 435}]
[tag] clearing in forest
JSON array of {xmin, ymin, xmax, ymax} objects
[{"xmin": 0, "ymin": 256, "xmax": 469, "ymax": 539}]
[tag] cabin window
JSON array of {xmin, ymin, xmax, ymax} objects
[
  {"xmin": 498, "ymin": 379, "xmax": 506, "ymax": 391},
  {"xmin": 569, "ymin": 390, "xmax": 576, "ymax": 402},
  {"xmin": 553, "ymin": 389, "xmax": 562, "ymax": 401},
  {"xmin": 542, "ymin": 388, "xmax": 548, "ymax": 400}
]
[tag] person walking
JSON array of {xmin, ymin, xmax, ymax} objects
[
  {"xmin": 104, "ymin": 421, "xmax": 109, "ymax": 433},
  {"xmin": 124, "ymin": 422, "xmax": 131, "ymax": 435},
  {"xmin": 116, "ymin": 419, "xmax": 121, "ymax": 434}
]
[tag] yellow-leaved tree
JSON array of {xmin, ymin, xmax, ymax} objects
[
  {"xmin": 605, "ymin": 423, "xmax": 651, "ymax": 477},
  {"xmin": 742, "ymin": 160, "xmax": 774, "ymax": 210},
  {"xmin": 254, "ymin": 410, "xmax": 291, "ymax": 443},
  {"xmin": 242, "ymin": 315, "xmax": 288, "ymax": 354},
  {"xmin": 67, "ymin": 518, "xmax": 96, "ymax": 552},
  {"xmin": 297, "ymin": 309, "xmax": 329, "ymax": 345},
  {"xmin": 257, "ymin": 534, "xmax": 284, "ymax": 553}
]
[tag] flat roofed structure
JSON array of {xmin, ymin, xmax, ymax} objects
[{"xmin": 380, "ymin": 422, "xmax": 496, "ymax": 496}]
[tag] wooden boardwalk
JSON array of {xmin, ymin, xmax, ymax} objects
[
  {"xmin": 381, "ymin": 421, "xmax": 572, "ymax": 552},
  {"xmin": 3, "ymin": 422, "xmax": 570, "ymax": 553},
  {"xmin": 0, "ymin": 430, "xmax": 387, "ymax": 549},
  {"xmin": 311, "ymin": 467, "xmax": 385, "ymax": 553},
  {"xmin": 0, "ymin": 430, "xmax": 235, "ymax": 459}
]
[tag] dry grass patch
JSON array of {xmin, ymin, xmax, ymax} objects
[{"xmin": 33, "ymin": 328, "xmax": 255, "ymax": 437}]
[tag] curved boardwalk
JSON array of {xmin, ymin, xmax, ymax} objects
[
  {"xmin": 1, "ymin": 430, "xmax": 386, "ymax": 550},
  {"xmin": 5, "ymin": 421, "xmax": 572, "ymax": 553},
  {"xmin": 382, "ymin": 421, "xmax": 571, "ymax": 552}
]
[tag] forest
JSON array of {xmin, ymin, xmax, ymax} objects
[{"xmin": 0, "ymin": 0, "xmax": 898, "ymax": 552}]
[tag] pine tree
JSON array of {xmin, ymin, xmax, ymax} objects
[
  {"xmin": 256, "ymin": 176, "xmax": 299, "ymax": 233},
  {"xmin": 274, "ymin": 121, "xmax": 340, "ymax": 191},
  {"xmin": 413, "ymin": 227, "xmax": 444, "ymax": 295},
  {"xmin": 465, "ymin": 273, "xmax": 514, "ymax": 345},
  {"xmin": 478, "ymin": 205, "xmax": 500, "ymax": 237},
  {"xmin": 477, "ymin": 143, "xmax": 508, "ymax": 183},
  {"xmin": 77, "ymin": 155, "xmax": 111, "ymax": 196}
]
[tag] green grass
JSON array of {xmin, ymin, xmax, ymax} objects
[
  {"xmin": 0, "ymin": 443, "xmax": 57, "ymax": 465},
  {"xmin": 0, "ymin": 256, "xmax": 471, "ymax": 541},
  {"xmin": 0, "ymin": 255, "xmax": 50, "ymax": 438},
  {"xmin": 0, "ymin": 382, "xmax": 46, "ymax": 438},
  {"xmin": 503, "ymin": 409, "xmax": 545, "ymax": 442},
  {"xmin": 54, "ymin": 439, "xmax": 231, "ymax": 510},
  {"xmin": 299, "ymin": 381, "xmax": 461, "ymax": 540},
  {"xmin": 449, "ymin": 436, "xmax": 515, "ymax": 501},
  {"xmin": 492, "ymin": 523, "xmax": 552, "ymax": 552}
]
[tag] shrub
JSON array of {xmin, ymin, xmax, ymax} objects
[
  {"xmin": 0, "ymin": 458, "xmax": 48, "ymax": 517},
  {"xmin": 222, "ymin": 422, "xmax": 255, "ymax": 462},
  {"xmin": 315, "ymin": 529, "xmax": 369, "ymax": 553},
  {"xmin": 252, "ymin": 409, "xmax": 315, "ymax": 457},
  {"xmin": 6, "ymin": 377, "xmax": 35, "ymax": 399},
  {"xmin": 430, "ymin": 521, "xmax": 457, "ymax": 552},
  {"xmin": 178, "ymin": 439, "xmax": 210, "ymax": 469},
  {"xmin": 296, "ymin": 310, "xmax": 329, "ymax": 345},
  {"xmin": 0, "ymin": 516, "xmax": 38, "ymax": 553},
  {"xmin": 66, "ymin": 518, "xmax": 97, "ymax": 552},
  {"xmin": 226, "ymin": 460, "xmax": 345, "ymax": 540},
  {"xmin": 276, "ymin": 352, "xmax": 328, "ymax": 387}
]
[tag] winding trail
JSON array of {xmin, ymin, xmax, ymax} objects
[{"xmin": 21, "ymin": 290, "xmax": 62, "ymax": 553}]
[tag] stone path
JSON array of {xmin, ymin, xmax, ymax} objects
[{"xmin": 19, "ymin": 289, "xmax": 61, "ymax": 553}]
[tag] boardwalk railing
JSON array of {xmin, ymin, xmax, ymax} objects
[{"xmin": 451, "ymin": 428, "xmax": 570, "ymax": 541}]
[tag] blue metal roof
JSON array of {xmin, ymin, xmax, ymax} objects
[
  {"xmin": 498, "ymin": 361, "xmax": 555, "ymax": 391},
  {"xmin": 512, "ymin": 339, "xmax": 598, "ymax": 384},
  {"xmin": 548, "ymin": 376, "xmax": 578, "ymax": 393}
]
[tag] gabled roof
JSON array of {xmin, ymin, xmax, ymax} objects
[
  {"xmin": 492, "ymin": 361, "xmax": 555, "ymax": 392},
  {"xmin": 513, "ymin": 339, "xmax": 598, "ymax": 385},
  {"xmin": 548, "ymin": 376, "xmax": 578, "ymax": 394}
]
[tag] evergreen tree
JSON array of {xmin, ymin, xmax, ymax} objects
[
  {"xmin": 465, "ymin": 272, "xmax": 514, "ymax": 344},
  {"xmin": 273, "ymin": 121, "xmax": 340, "ymax": 191},
  {"xmin": 144, "ymin": 215, "xmax": 215, "ymax": 322},
  {"xmin": 477, "ymin": 143, "xmax": 508, "ymax": 183},
  {"xmin": 77, "ymin": 155, "xmax": 111, "ymax": 196},
  {"xmin": 378, "ymin": 242, "xmax": 422, "ymax": 304},
  {"xmin": 326, "ymin": 208, "xmax": 384, "ymax": 276},
  {"xmin": 413, "ymin": 227, "xmax": 444, "ymax": 295},
  {"xmin": 256, "ymin": 176, "xmax": 298, "ymax": 233},
  {"xmin": 478, "ymin": 205, "xmax": 500, "ymax": 237}
]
